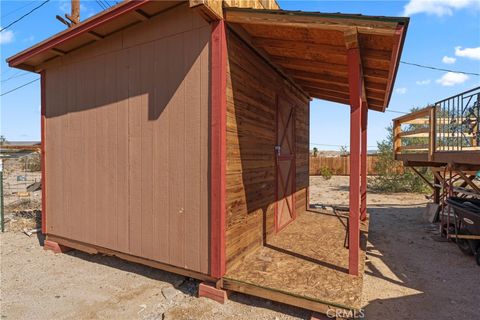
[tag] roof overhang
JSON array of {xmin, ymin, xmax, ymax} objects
[
  {"xmin": 224, "ymin": 8, "xmax": 409, "ymax": 112},
  {"xmin": 6, "ymin": 0, "xmax": 184, "ymax": 72}
]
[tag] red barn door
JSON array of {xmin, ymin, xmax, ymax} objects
[{"xmin": 275, "ymin": 95, "xmax": 296, "ymax": 232}]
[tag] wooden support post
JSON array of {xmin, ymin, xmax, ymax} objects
[
  {"xmin": 429, "ymin": 106, "xmax": 436, "ymax": 161},
  {"xmin": 360, "ymin": 101, "xmax": 367, "ymax": 221},
  {"xmin": 210, "ymin": 20, "xmax": 227, "ymax": 279},
  {"xmin": 393, "ymin": 120, "xmax": 401, "ymax": 159},
  {"xmin": 434, "ymin": 174, "xmax": 441, "ymax": 204},
  {"xmin": 346, "ymin": 29, "xmax": 362, "ymax": 276},
  {"xmin": 41, "ymin": 71, "xmax": 47, "ymax": 234}
]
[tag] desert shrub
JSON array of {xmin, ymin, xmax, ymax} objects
[
  {"xmin": 372, "ymin": 123, "xmax": 431, "ymax": 193},
  {"xmin": 319, "ymin": 166, "xmax": 333, "ymax": 180},
  {"xmin": 22, "ymin": 154, "xmax": 41, "ymax": 172}
]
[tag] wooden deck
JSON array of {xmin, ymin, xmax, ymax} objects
[
  {"xmin": 223, "ymin": 210, "xmax": 369, "ymax": 313},
  {"xmin": 393, "ymin": 87, "xmax": 479, "ymax": 167}
]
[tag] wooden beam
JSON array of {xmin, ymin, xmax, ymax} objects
[
  {"xmin": 224, "ymin": 9, "xmax": 400, "ymax": 36},
  {"xmin": 270, "ymin": 56, "xmax": 348, "ymax": 75},
  {"xmin": 393, "ymin": 106, "xmax": 430, "ymax": 123},
  {"xmin": 133, "ymin": 9, "xmax": 150, "ymax": 21},
  {"xmin": 456, "ymin": 170, "xmax": 480, "ymax": 194},
  {"xmin": 86, "ymin": 31, "xmax": 104, "ymax": 40},
  {"xmin": 360, "ymin": 101, "xmax": 368, "ymax": 221},
  {"xmin": 252, "ymin": 37, "xmax": 347, "ymax": 56},
  {"xmin": 346, "ymin": 28, "xmax": 362, "ymax": 277},
  {"xmin": 301, "ymin": 85, "xmax": 350, "ymax": 101},
  {"xmin": 286, "ymin": 69, "xmax": 347, "ymax": 85},
  {"xmin": 50, "ymin": 48, "xmax": 66, "ymax": 56},
  {"xmin": 306, "ymin": 90, "xmax": 350, "ymax": 105},
  {"xmin": 383, "ymin": 25, "xmax": 404, "ymax": 110},
  {"xmin": 210, "ymin": 20, "xmax": 227, "ymax": 279},
  {"xmin": 41, "ymin": 71, "xmax": 46, "ymax": 234},
  {"xmin": 295, "ymin": 79, "xmax": 349, "ymax": 93},
  {"xmin": 410, "ymin": 167, "xmax": 435, "ymax": 190},
  {"xmin": 228, "ymin": 24, "xmax": 311, "ymax": 100}
]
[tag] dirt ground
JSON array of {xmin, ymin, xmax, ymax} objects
[{"xmin": 1, "ymin": 175, "xmax": 479, "ymax": 319}]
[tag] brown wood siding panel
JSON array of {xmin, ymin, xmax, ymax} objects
[
  {"xmin": 44, "ymin": 5, "xmax": 210, "ymax": 274},
  {"xmin": 225, "ymin": 30, "xmax": 309, "ymax": 270}
]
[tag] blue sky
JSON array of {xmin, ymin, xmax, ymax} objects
[{"xmin": 1, "ymin": 0, "xmax": 479, "ymax": 150}]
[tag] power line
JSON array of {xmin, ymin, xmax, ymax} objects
[
  {"xmin": 95, "ymin": 0, "xmax": 107, "ymax": 10},
  {"xmin": 0, "ymin": 0, "xmax": 50, "ymax": 32},
  {"xmin": 1, "ymin": 71, "xmax": 30, "ymax": 83},
  {"xmin": 385, "ymin": 109, "xmax": 408, "ymax": 114},
  {"xmin": 401, "ymin": 61, "xmax": 480, "ymax": 76},
  {"xmin": 0, "ymin": 78, "xmax": 39, "ymax": 97},
  {"xmin": 1, "ymin": 1, "xmax": 36, "ymax": 19}
]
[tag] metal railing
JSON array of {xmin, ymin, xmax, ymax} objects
[
  {"xmin": 435, "ymin": 87, "xmax": 480, "ymax": 152},
  {"xmin": 393, "ymin": 87, "xmax": 480, "ymax": 160}
]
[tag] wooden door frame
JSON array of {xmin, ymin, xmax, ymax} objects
[{"xmin": 274, "ymin": 93, "xmax": 297, "ymax": 233}]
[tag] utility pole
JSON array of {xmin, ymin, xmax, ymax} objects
[
  {"xmin": 57, "ymin": 0, "xmax": 80, "ymax": 27},
  {"xmin": 67, "ymin": 0, "xmax": 80, "ymax": 25}
]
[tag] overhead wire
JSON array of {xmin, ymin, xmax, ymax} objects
[
  {"xmin": 401, "ymin": 61, "xmax": 480, "ymax": 76},
  {"xmin": 0, "ymin": 0, "xmax": 50, "ymax": 32},
  {"xmin": 0, "ymin": 78, "xmax": 40, "ymax": 97},
  {"xmin": 1, "ymin": 71, "xmax": 30, "ymax": 83},
  {"xmin": 1, "ymin": 1, "xmax": 37, "ymax": 19}
]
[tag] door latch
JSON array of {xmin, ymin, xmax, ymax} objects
[{"xmin": 275, "ymin": 145, "xmax": 281, "ymax": 156}]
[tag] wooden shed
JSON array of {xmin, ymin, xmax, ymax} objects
[{"xmin": 7, "ymin": 0, "xmax": 408, "ymax": 316}]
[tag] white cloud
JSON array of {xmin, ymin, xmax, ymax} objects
[
  {"xmin": 442, "ymin": 56, "xmax": 456, "ymax": 64},
  {"xmin": 416, "ymin": 79, "xmax": 431, "ymax": 86},
  {"xmin": 436, "ymin": 72, "xmax": 469, "ymax": 86},
  {"xmin": 23, "ymin": 35, "xmax": 35, "ymax": 42},
  {"xmin": 0, "ymin": 30, "xmax": 14, "ymax": 44},
  {"xmin": 403, "ymin": 0, "xmax": 480, "ymax": 17},
  {"xmin": 395, "ymin": 87, "xmax": 408, "ymax": 94},
  {"xmin": 455, "ymin": 46, "xmax": 480, "ymax": 60}
]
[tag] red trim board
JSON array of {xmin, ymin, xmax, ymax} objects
[
  {"xmin": 210, "ymin": 20, "xmax": 227, "ymax": 278},
  {"xmin": 41, "ymin": 70, "xmax": 47, "ymax": 234},
  {"xmin": 347, "ymin": 47, "xmax": 362, "ymax": 277}
]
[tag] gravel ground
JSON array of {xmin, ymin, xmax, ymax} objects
[{"xmin": 1, "ymin": 176, "xmax": 479, "ymax": 319}]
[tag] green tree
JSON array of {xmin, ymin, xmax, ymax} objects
[
  {"xmin": 312, "ymin": 147, "xmax": 318, "ymax": 157},
  {"xmin": 372, "ymin": 123, "xmax": 431, "ymax": 193}
]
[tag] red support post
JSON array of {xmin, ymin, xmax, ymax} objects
[
  {"xmin": 360, "ymin": 101, "xmax": 368, "ymax": 221},
  {"xmin": 347, "ymin": 47, "xmax": 361, "ymax": 276},
  {"xmin": 210, "ymin": 20, "xmax": 227, "ymax": 279},
  {"xmin": 41, "ymin": 70, "xmax": 47, "ymax": 234}
]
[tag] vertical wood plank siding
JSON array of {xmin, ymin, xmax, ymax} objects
[
  {"xmin": 44, "ymin": 4, "xmax": 210, "ymax": 274},
  {"xmin": 225, "ymin": 30, "xmax": 310, "ymax": 270}
]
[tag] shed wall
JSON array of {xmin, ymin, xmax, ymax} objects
[
  {"xmin": 225, "ymin": 29, "xmax": 310, "ymax": 270},
  {"xmin": 44, "ymin": 4, "xmax": 210, "ymax": 274}
]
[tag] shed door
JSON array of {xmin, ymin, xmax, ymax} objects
[{"xmin": 275, "ymin": 95, "xmax": 296, "ymax": 232}]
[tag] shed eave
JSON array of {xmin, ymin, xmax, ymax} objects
[{"xmin": 224, "ymin": 8, "xmax": 409, "ymax": 112}]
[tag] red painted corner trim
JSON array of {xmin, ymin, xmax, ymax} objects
[
  {"xmin": 7, "ymin": 0, "xmax": 151, "ymax": 68},
  {"xmin": 347, "ymin": 47, "xmax": 361, "ymax": 277},
  {"xmin": 41, "ymin": 70, "xmax": 47, "ymax": 234},
  {"xmin": 210, "ymin": 20, "xmax": 227, "ymax": 279},
  {"xmin": 383, "ymin": 24, "xmax": 406, "ymax": 111}
]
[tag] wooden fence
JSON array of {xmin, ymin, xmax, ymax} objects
[{"xmin": 309, "ymin": 155, "xmax": 403, "ymax": 176}]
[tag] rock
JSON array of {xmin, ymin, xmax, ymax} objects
[{"xmin": 161, "ymin": 286, "xmax": 178, "ymax": 301}]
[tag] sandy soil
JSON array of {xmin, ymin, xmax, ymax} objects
[{"xmin": 1, "ymin": 176, "xmax": 479, "ymax": 319}]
